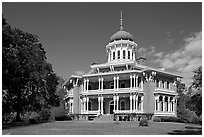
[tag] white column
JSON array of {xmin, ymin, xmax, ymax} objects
[
  {"xmin": 163, "ymin": 96, "xmax": 165, "ymax": 112},
  {"xmin": 130, "ymin": 75, "xmax": 132, "ymax": 90},
  {"xmin": 108, "ymin": 52, "xmax": 110, "ymax": 61},
  {"xmin": 130, "ymin": 94, "xmax": 133, "ymax": 113},
  {"xmin": 159, "ymin": 80, "xmax": 161, "ymax": 88},
  {"xmin": 84, "ymin": 79, "xmax": 86, "ymax": 92},
  {"xmin": 98, "ymin": 77, "xmax": 101, "ymax": 91},
  {"xmin": 168, "ymin": 97, "xmax": 171, "ymax": 112},
  {"xmin": 136, "ymin": 75, "xmax": 138, "ymax": 88},
  {"xmin": 87, "ymin": 79, "xmax": 89, "ymax": 93},
  {"xmin": 136, "ymin": 94, "xmax": 138, "ymax": 111},
  {"xmin": 101, "ymin": 77, "xmax": 104, "ymax": 91},
  {"xmin": 133, "ymin": 74, "xmax": 136, "ymax": 89},
  {"xmin": 173, "ymin": 98, "xmax": 176, "ymax": 113},
  {"xmin": 101, "ymin": 96, "xmax": 104, "ymax": 114},
  {"xmin": 87, "ymin": 97, "xmax": 89, "ymax": 113},
  {"xmin": 98, "ymin": 96, "xmax": 101, "ymax": 113},
  {"xmin": 130, "ymin": 51, "xmax": 132, "ymax": 60},
  {"xmin": 116, "ymin": 96, "xmax": 119, "ymax": 113},
  {"xmin": 117, "ymin": 76, "xmax": 119, "ymax": 91},
  {"xmin": 141, "ymin": 76, "xmax": 144, "ymax": 90},
  {"xmin": 133, "ymin": 94, "xmax": 136, "ymax": 112},
  {"xmin": 141, "ymin": 96, "xmax": 144, "ymax": 111},
  {"xmin": 114, "ymin": 76, "xmax": 116, "ymax": 91},
  {"xmin": 113, "ymin": 96, "xmax": 116, "ymax": 113},
  {"xmin": 83, "ymin": 97, "xmax": 86, "ymax": 114},
  {"xmin": 126, "ymin": 49, "xmax": 128, "ymax": 59},
  {"xmin": 133, "ymin": 51, "xmax": 135, "ymax": 60}
]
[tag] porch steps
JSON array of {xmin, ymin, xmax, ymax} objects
[{"xmin": 93, "ymin": 114, "xmax": 113, "ymax": 122}]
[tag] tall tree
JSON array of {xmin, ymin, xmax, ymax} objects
[{"xmin": 2, "ymin": 16, "xmax": 60, "ymax": 121}]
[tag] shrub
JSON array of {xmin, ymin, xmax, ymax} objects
[
  {"xmin": 153, "ymin": 117, "xmax": 161, "ymax": 122},
  {"xmin": 139, "ymin": 118, "xmax": 148, "ymax": 126},
  {"xmin": 188, "ymin": 114, "xmax": 200, "ymax": 124},
  {"xmin": 29, "ymin": 111, "xmax": 41, "ymax": 124}
]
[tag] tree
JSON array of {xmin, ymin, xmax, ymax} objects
[
  {"xmin": 2, "ymin": 16, "xmax": 60, "ymax": 121},
  {"xmin": 186, "ymin": 66, "xmax": 202, "ymax": 117}
]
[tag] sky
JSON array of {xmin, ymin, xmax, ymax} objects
[{"xmin": 2, "ymin": 2, "xmax": 202, "ymax": 86}]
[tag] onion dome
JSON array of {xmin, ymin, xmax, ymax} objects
[
  {"xmin": 110, "ymin": 30, "xmax": 133, "ymax": 42},
  {"xmin": 110, "ymin": 10, "xmax": 133, "ymax": 42}
]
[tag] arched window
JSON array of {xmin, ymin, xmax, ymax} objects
[
  {"xmin": 156, "ymin": 79, "xmax": 159, "ymax": 87},
  {"xmin": 128, "ymin": 51, "xmax": 130, "ymax": 59},
  {"xmin": 120, "ymin": 100, "xmax": 125, "ymax": 110},
  {"xmin": 123, "ymin": 50, "xmax": 126, "ymax": 59},
  {"xmin": 120, "ymin": 82, "xmax": 126, "ymax": 88},
  {"xmin": 88, "ymin": 101, "xmax": 92, "ymax": 111},
  {"xmin": 88, "ymin": 84, "xmax": 92, "ymax": 90},
  {"xmin": 167, "ymin": 81, "xmax": 170, "ymax": 89},
  {"xmin": 165, "ymin": 96, "xmax": 168, "ymax": 111},
  {"xmin": 159, "ymin": 96, "xmax": 163, "ymax": 111},
  {"xmin": 110, "ymin": 82, "xmax": 114, "ymax": 89},
  {"xmin": 118, "ymin": 50, "xmax": 120, "ymax": 59},
  {"xmin": 113, "ymin": 52, "xmax": 115, "ymax": 60}
]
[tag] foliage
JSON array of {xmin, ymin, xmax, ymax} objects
[
  {"xmin": 153, "ymin": 117, "xmax": 161, "ymax": 122},
  {"xmin": 139, "ymin": 118, "xmax": 148, "ymax": 126},
  {"xmin": 2, "ymin": 16, "xmax": 60, "ymax": 121},
  {"xmin": 158, "ymin": 116, "xmax": 183, "ymax": 123},
  {"xmin": 192, "ymin": 66, "xmax": 202, "ymax": 89}
]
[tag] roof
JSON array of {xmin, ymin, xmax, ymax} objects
[{"xmin": 110, "ymin": 30, "xmax": 133, "ymax": 42}]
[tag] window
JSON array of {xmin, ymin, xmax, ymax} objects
[
  {"xmin": 118, "ymin": 50, "xmax": 120, "ymax": 59},
  {"xmin": 113, "ymin": 52, "xmax": 115, "ymax": 60},
  {"xmin": 156, "ymin": 79, "xmax": 159, "ymax": 87},
  {"xmin": 128, "ymin": 51, "xmax": 130, "ymax": 59},
  {"xmin": 120, "ymin": 82, "xmax": 126, "ymax": 88},
  {"xmin": 132, "ymin": 52, "xmax": 134, "ymax": 59},
  {"xmin": 167, "ymin": 81, "xmax": 170, "ymax": 89},
  {"xmin": 88, "ymin": 101, "xmax": 92, "ymax": 111},
  {"xmin": 120, "ymin": 100, "xmax": 125, "ymax": 110},
  {"xmin": 123, "ymin": 50, "xmax": 126, "ymax": 59},
  {"xmin": 110, "ymin": 82, "xmax": 114, "ymax": 89},
  {"xmin": 88, "ymin": 84, "xmax": 92, "ymax": 90}
]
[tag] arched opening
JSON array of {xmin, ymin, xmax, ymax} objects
[
  {"xmin": 120, "ymin": 82, "xmax": 126, "ymax": 88},
  {"xmin": 128, "ymin": 51, "xmax": 130, "ymax": 59},
  {"xmin": 165, "ymin": 96, "xmax": 168, "ymax": 111},
  {"xmin": 120, "ymin": 100, "xmax": 125, "ymax": 110},
  {"xmin": 123, "ymin": 50, "xmax": 126, "ymax": 59},
  {"xmin": 159, "ymin": 96, "xmax": 163, "ymax": 111},
  {"xmin": 88, "ymin": 84, "xmax": 92, "ymax": 90},
  {"xmin": 137, "ymin": 96, "xmax": 141, "ymax": 110},
  {"xmin": 118, "ymin": 50, "xmax": 120, "ymax": 59},
  {"xmin": 110, "ymin": 82, "xmax": 114, "ymax": 89},
  {"xmin": 113, "ymin": 52, "xmax": 115, "ymax": 60}
]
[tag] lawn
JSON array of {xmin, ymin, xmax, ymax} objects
[{"xmin": 2, "ymin": 121, "xmax": 202, "ymax": 135}]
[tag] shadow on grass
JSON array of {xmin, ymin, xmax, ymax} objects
[{"xmin": 167, "ymin": 126, "xmax": 202, "ymax": 135}]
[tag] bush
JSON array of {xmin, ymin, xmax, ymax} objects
[
  {"xmin": 188, "ymin": 114, "xmax": 200, "ymax": 124},
  {"xmin": 29, "ymin": 111, "xmax": 41, "ymax": 124},
  {"xmin": 153, "ymin": 117, "xmax": 161, "ymax": 122},
  {"xmin": 139, "ymin": 118, "xmax": 148, "ymax": 126},
  {"xmin": 158, "ymin": 116, "xmax": 183, "ymax": 123},
  {"xmin": 2, "ymin": 112, "xmax": 16, "ymax": 124}
]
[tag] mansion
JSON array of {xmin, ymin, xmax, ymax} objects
[{"xmin": 63, "ymin": 12, "xmax": 182, "ymax": 120}]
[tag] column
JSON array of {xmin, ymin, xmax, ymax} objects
[
  {"xmin": 158, "ymin": 98, "xmax": 161, "ymax": 112},
  {"xmin": 116, "ymin": 96, "xmax": 119, "ymax": 113},
  {"xmin": 98, "ymin": 77, "xmax": 101, "ymax": 91},
  {"xmin": 130, "ymin": 94, "xmax": 133, "ymax": 113},
  {"xmin": 133, "ymin": 94, "xmax": 136, "ymax": 112},
  {"xmin": 84, "ymin": 79, "xmax": 86, "ymax": 92},
  {"xmin": 141, "ymin": 96, "xmax": 144, "ymax": 111},
  {"xmin": 130, "ymin": 75, "xmax": 132, "ymax": 90},
  {"xmin": 101, "ymin": 96, "xmax": 104, "ymax": 114},
  {"xmin": 133, "ymin": 74, "xmax": 136, "ymax": 89},
  {"xmin": 86, "ymin": 97, "xmax": 89, "ymax": 113},
  {"xmin": 173, "ymin": 98, "xmax": 176, "ymax": 113},
  {"xmin": 168, "ymin": 97, "xmax": 171, "ymax": 112},
  {"xmin": 163, "ymin": 96, "xmax": 165, "ymax": 112},
  {"xmin": 130, "ymin": 51, "xmax": 132, "ymax": 60},
  {"xmin": 136, "ymin": 75, "xmax": 138, "ymax": 88},
  {"xmin": 114, "ymin": 76, "xmax": 116, "ymax": 91},
  {"xmin": 108, "ymin": 52, "xmax": 110, "ymax": 61},
  {"xmin": 113, "ymin": 96, "xmax": 116, "ymax": 113},
  {"xmin": 141, "ymin": 76, "xmax": 144, "ymax": 90},
  {"xmin": 159, "ymin": 80, "xmax": 161, "ymax": 88},
  {"xmin": 98, "ymin": 96, "xmax": 101, "ymax": 113},
  {"xmin": 135, "ymin": 94, "xmax": 138, "ymax": 111},
  {"xmin": 101, "ymin": 77, "xmax": 104, "ymax": 91},
  {"xmin": 117, "ymin": 76, "xmax": 119, "ymax": 91},
  {"xmin": 87, "ymin": 79, "xmax": 89, "ymax": 93},
  {"xmin": 83, "ymin": 97, "xmax": 86, "ymax": 114}
]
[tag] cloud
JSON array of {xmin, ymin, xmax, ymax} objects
[
  {"xmin": 150, "ymin": 31, "xmax": 202, "ymax": 86},
  {"xmin": 73, "ymin": 70, "xmax": 85, "ymax": 76}
]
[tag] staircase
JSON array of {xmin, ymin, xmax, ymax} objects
[{"xmin": 93, "ymin": 114, "xmax": 114, "ymax": 122}]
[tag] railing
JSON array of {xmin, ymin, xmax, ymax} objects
[
  {"xmin": 154, "ymin": 111, "xmax": 176, "ymax": 116},
  {"xmin": 155, "ymin": 88, "xmax": 176, "ymax": 93}
]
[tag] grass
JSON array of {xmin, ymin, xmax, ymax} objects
[{"xmin": 2, "ymin": 121, "xmax": 202, "ymax": 135}]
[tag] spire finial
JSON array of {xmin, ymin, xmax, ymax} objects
[{"xmin": 120, "ymin": 10, "xmax": 123, "ymax": 31}]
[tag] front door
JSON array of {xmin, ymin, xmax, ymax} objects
[{"xmin": 110, "ymin": 104, "xmax": 114, "ymax": 114}]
